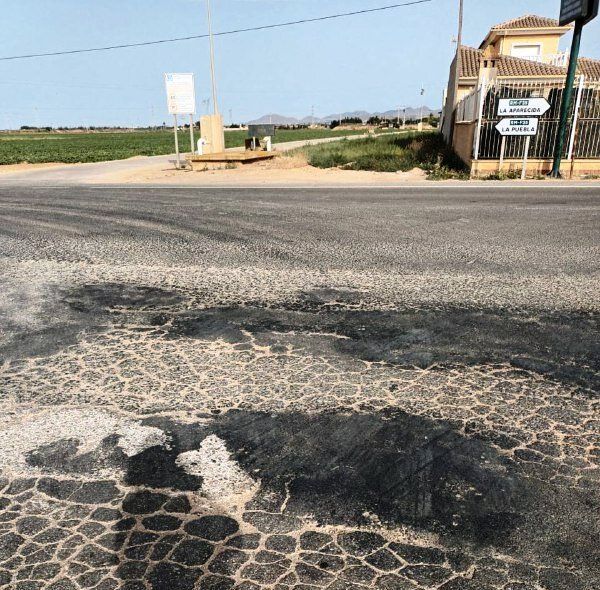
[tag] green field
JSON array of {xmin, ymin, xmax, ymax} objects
[
  {"xmin": 289, "ymin": 132, "xmax": 468, "ymax": 179},
  {"xmin": 0, "ymin": 128, "xmax": 366, "ymax": 165}
]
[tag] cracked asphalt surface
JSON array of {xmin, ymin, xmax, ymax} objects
[{"xmin": 0, "ymin": 185, "xmax": 599, "ymax": 590}]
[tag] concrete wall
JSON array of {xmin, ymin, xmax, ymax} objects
[
  {"xmin": 452, "ymin": 122, "xmax": 476, "ymax": 167},
  {"xmin": 441, "ymin": 55, "xmax": 458, "ymax": 141},
  {"xmin": 471, "ymin": 158, "xmax": 600, "ymax": 178}
]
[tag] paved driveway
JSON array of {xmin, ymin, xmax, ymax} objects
[{"xmin": 0, "ymin": 186, "xmax": 598, "ymax": 590}]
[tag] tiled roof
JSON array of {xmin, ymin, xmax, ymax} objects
[
  {"xmin": 491, "ymin": 15, "xmax": 562, "ymax": 30},
  {"xmin": 579, "ymin": 58, "xmax": 600, "ymax": 81},
  {"xmin": 459, "ymin": 46, "xmax": 483, "ymax": 78},
  {"xmin": 459, "ymin": 46, "xmax": 567, "ymax": 78}
]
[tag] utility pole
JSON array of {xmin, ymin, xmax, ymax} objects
[
  {"xmin": 452, "ymin": 0, "xmax": 463, "ymax": 114},
  {"xmin": 206, "ymin": 0, "xmax": 219, "ymax": 115}
]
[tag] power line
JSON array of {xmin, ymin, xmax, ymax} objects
[{"xmin": 0, "ymin": 1, "xmax": 433, "ymax": 62}]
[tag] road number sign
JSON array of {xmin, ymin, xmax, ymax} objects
[
  {"xmin": 497, "ymin": 98, "xmax": 550, "ymax": 117},
  {"xmin": 164, "ymin": 73, "xmax": 196, "ymax": 115},
  {"xmin": 495, "ymin": 118, "xmax": 539, "ymax": 136},
  {"xmin": 560, "ymin": 0, "xmax": 599, "ymax": 26}
]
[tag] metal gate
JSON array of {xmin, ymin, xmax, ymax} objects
[{"xmin": 456, "ymin": 77, "xmax": 600, "ymax": 161}]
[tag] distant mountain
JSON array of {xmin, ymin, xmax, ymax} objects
[
  {"xmin": 321, "ymin": 111, "xmax": 373, "ymax": 122},
  {"xmin": 247, "ymin": 114, "xmax": 300, "ymax": 125},
  {"xmin": 247, "ymin": 107, "xmax": 440, "ymax": 126}
]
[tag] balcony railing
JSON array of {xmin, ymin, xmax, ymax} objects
[{"xmin": 511, "ymin": 52, "xmax": 568, "ymax": 67}]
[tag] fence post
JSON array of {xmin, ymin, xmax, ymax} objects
[
  {"xmin": 522, "ymin": 136, "xmax": 531, "ymax": 180},
  {"xmin": 473, "ymin": 82, "xmax": 487, "ymax": 161},
  {"xmin": 567, "ymin": 75, "xmax": 585, "ymax": 161}
]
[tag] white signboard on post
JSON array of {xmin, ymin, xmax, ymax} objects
[
  {"xmin": 497, "ymin": 98, "xmax": 550, "ymax": 117},
  {"xmin": 495, "ymin": 118, "xmax": 539, "ymax": 136},
  {"xmin": 164, "ymin": 73, "xmax": 196, "ymax": 115}
]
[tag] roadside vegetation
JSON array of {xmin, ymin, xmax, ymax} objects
[
  {"xmin": 289, "ymin": 132, "xmax": 469, "ymax": 179},
  {"xmin": 0, "ymin": 128, "xmax": 365, "ymax": 165}
]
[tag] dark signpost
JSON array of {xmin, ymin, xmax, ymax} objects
[
  {"xmin": 550, "ymin": 0, "xmax": 599, "ymax": 176},
  {"xmin": 559, "ymin": 0, "xmax": 598, "ymax": 26}
]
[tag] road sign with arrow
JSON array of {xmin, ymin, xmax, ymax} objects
[
  {"xmin": 495, "ymin": 118, "xmax": 539, "ymax": 136},
  {"xmin": 497, "ymin": 98, "xmax": 551, "ymax": 117}
]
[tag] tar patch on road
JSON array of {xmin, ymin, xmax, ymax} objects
[
  {"xmin": 0, "ymin": 283, "xmax": 185, "ymax": 361},
  {"xmin": 168, "ymin": 301, "xmax": 598, "ymax": 391},
  {"xmin": 7, "ymin": 281, "xmax": 592, "ymax": 390},
  {"xmin": 213, "ymin": 410, "xmax": 524, "ymax": 544},
  {"xmin": 24, "ymin": 409, "xmax": 522, "ymax": 543},
  {"xmin": 17, "ymin": 408, "xmax": 600, "ymax": 581},
  {"xmin": 36, "ymin": 282, "xmax": 598, "ymax": 390}
]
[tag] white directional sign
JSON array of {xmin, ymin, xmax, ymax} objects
[
  {"xmin": 164, "ymin": 73, "xmax": 196, "ymax": 115},
  {"xmin": 495, "ymin": 118, "xmax": 539, "ymax": 136},
  {"xmin": 497, "ymin": 98, "xmax": 550, "ymax": 117}
]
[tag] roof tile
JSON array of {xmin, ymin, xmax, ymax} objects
[
  {"xmin": 579, "ymin": 58, "xmax": 600, "ymax": 81},
  {"xmin": 491, "ymin": 14, "xmax": 563, "ymax": 30},
  {"xmin": 459, "ymin": 46, "xmax": 582, "ymax": 79}
]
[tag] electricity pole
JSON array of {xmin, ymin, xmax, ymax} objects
[
  {"xmin": 206, "ymin": 0, "xmax": 219, "ymax": 115},
  {"xmin": 450, "ymin": 0, "xmax": 464, "ymax": 141},
  {"xmin": 452, "ymin": 0, "xmax": 464, "ymax": 108}
]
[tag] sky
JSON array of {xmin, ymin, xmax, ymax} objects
[{"xmin": 1, "ymin": 0, "xmax": 599, "ymax": 128}]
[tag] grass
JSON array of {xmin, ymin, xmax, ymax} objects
[
  {"xmin": 0, "ymin": 128, "xmax": 365, "ymax": 165},
  {"xmin": 289, "ymin": 132, "xmax": 469, "ymax": 179}
]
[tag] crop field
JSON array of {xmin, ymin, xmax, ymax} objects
[{"xmin": 0, "ymin": 128, "xmax": 366, "ymax": 165}]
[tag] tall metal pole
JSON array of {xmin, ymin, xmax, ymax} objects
[
  {"xmin": 173, "ymin": 114, "xmax": 181, "ymax": 169},
  {"xmin": 567, "ymin": 74, "xmax": 585, "ymax": 161},
  {"xmin": 189, "ymin": 114, "xmax": 195, "ymax": 154},
  {"xmin": 449, "ymin": 0, "xmax": 464, "ymax": 141},
  {"xmin": 550, "ymin": 19, "xmax": 583, "ymax": 177},
  {"xmin": 206, "ymin": 0, "xmax": 219, "ymax": 116}
]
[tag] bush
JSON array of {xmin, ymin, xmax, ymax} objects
[{"xmin": 291, "ymin": 132, "xmax": 469, "ymax": 179}]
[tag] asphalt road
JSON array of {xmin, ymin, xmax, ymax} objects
[{"xmin": 0, "ymin": 185, "xmax": 599, "ymax": 590}]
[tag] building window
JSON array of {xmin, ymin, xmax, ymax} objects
[{"xmin": 511, "ymin": 44, "xmax": 542, "ymax": 61}]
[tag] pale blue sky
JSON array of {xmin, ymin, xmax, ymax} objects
[{"xmin": 1, "ymin": 0, "xmax": 599, "ymax": 127}]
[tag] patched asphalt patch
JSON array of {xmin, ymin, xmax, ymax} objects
[
  {"xmin": 21, "ymin": 283, "xmax": 598, "ymax": 391},
  {"xmin": 20, "ymin": 410, "xmax": 529, "ymax": 543},
  {"xmin": 166, "ymin": 303, "xmax": 599, "ymax": 390},
  {"xmin": 16, "ymin": 408, "xmax": 600, "ymax": 583},
  {"xmin": 0, "ymin": 283, "xmax": 185, "ymax": 361},
  {"xmin": 64, "ymin": 283, "xmax": 184, "ymax": 314},
  {"xmin": 213, "ymin": 409, "xmax": 524, "ymax": 543}
]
